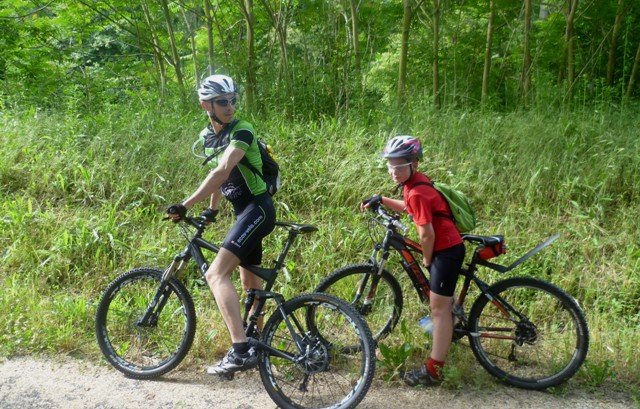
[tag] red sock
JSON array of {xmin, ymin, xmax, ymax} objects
[{"xmin": 426, "ymin": 358, "xmax": 445, "ymax": 380}]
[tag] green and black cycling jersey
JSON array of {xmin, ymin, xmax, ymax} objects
[{"xmin": 199, "ymin": 119, "xmax": 267, "ymax": 209}]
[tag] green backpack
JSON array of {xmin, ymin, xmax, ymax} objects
[{"xmin": 412, "ymin": 181, "xmax": 477, "ymax": 233}]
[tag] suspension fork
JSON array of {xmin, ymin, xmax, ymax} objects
[
  {"xmin": 353, "ymin": 242, "xmax": 391, "ymax": 312},
  {"xmin": 138, "ymin": 254, "xmax": 189, "ymax": 327}
]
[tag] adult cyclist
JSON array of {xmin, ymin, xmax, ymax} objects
[
  {"xmin": 361, "ymin": 136, "xmax": 465, "ymax": 386},
  {"xmin": 167, "ymin": 75, "xmax": 276, "ymax": 376}
]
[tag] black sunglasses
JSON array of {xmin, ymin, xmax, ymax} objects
[{"xmin": 213, "ymin": 97, "xmax": 237, "ymax": 107}]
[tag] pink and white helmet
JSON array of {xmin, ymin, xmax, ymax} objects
[{"xmin": 381, "ymin": 135, "xmax": 423, "ymax": 160}]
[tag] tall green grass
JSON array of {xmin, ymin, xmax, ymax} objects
[{"xmin": 1, "ymin": 102, "xmax": 638, "ymax": 389}]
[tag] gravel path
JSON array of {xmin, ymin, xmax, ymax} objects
[{"xmin": 0, "ymin": 357, "xmax": 635, "ymax": 409}]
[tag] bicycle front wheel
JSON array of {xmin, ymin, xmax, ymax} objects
[
  {"xmin": 259, "ymin": 293, "xmax": 376, "ymax": 409},
  {"xmin": 314, "ymin": 263, "xmax": 403, "ymax": 343},
  {"xmin": 95, "ymin": 268, "xmax": 196, "ymax": 379},
  {"xmin": 468, "ymin": 276, "xmax": 589, "ymax": 389}
]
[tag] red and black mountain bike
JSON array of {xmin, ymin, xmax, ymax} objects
[{"xmin": 315, "ymin": 203, "xmax": 589, "ymax": 390}]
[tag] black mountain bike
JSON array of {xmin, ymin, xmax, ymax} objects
[
  {"xmin": 315, "ymin": 203, "xmax": 589, "ymax": 390},
  {"xmin": 96, "ymin": 215, "xmax": 375, "ymax": 409}
]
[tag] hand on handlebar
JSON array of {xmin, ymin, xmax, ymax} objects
[
  {"xmin": 360, "ymin": 195, "xmax": 382, "ymax": 212},
  {"xmin": 166, "ymin": 203, "xmax": 187, "ymax": 223},
  {"xmin": 200, "ymin": 207, "xmax": 218, "ymax": 224}
]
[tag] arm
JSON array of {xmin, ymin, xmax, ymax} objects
[
  {"xmin": 182, "ymin": 145, "xmax": 246, "ymax": 209},
  {"xmin": 208, "ymin": 190, "xmax": 222, "ymax": 210},
  {"xmin": 416, "ymin": 222, "xmax": 435, "ymax": 267},
  {"xmin": 360, "ymin": 196, "xmax": 407, "ymax": 213},
  {"xmin": 381, "ymin": 197, "xmax": 406, "ymax": 213}
]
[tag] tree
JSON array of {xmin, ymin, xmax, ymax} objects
[
  {"xmin": 349, "ymin": 0, "xmax": 361, "ymax": 73},
  {"xmin": 521, "ymin": 0, "xmax": 533, "ymax": 107},
  {"xmin": 203, "ymin": 0, "xmax": 216, "ymax": 75},
  {"xmin": 235, "ymin": 0, "xmax": 256, "ymax": 112},
  {"xmin": 432, "ymin": 0, "xmax": 441, "ymax": 109},
  {"xmin": 398, "ymin": 0, "xmax": 413, "ymax": 106},
  {"xmin": 626, "ymin": 40, "xmax": 640, "ymax": 99},
  {"xmin": 606, "ymin": 0, "xmax": 625, "ymax": 86},
  {"xmin": 559, "ymin": 0, "xmax": 579, "ymax": 101},
  {"xmin": 482, "ymin": 0, "xmax": 496, "ymax": 107},
  {"xmin": 259, "ymin": 0, "xmax": 294, "ymax": 95},
  {"xmin": 159, "ymin": 0, "xmax": 186, "ymax": 97}
]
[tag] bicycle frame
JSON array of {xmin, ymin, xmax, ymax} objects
[
  {"xmin": 364, "ymin": 204, "xmax": 561, "ymax": 340},
  {"xmin": 140, "ymin": 217, "xmax": 318, "ymax": 359}
]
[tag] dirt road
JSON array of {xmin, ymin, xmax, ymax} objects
[{"xmin": 0, "ymin": 357, "xmax": 635, "ymax": 409}]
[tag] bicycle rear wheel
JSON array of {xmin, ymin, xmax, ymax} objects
[
  {"xmin": 258, "ymin": 293, "xmax": 375, "ymax": 409},
  {"xmin": 95, "ymin": 268, "xmax": 196, "ymax": 379},
  {"xmin": 468, "ymin": 276, "xmax": 589, "ymax": 389},
  {"xmin": 314, "ymin": 263, "xmax": 402, "ymax": 343}
]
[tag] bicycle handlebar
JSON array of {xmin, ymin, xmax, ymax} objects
[{"xmin": 368, "ymin": 203, "xmax": 408, "ymax": 233}]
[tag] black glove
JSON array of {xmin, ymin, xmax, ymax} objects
[
  {"xmin": 166, "ymin": 204, "xmax": 187, "ymax": 222},
  {"xmin": 361, "ymin": 195, "xmax": 382, "ymax": 208},
  {"xmin": 200, "ymin": 208, "xmax": 218, "ymax": 223}
]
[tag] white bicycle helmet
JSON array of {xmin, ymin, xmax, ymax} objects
[
  {"xmin": 198, "ymin": 75, "xmax": 237, "ymax": 101},
  {"xmin": 381, "ymin": 135, "xmax": 423, "ymax": 160}
]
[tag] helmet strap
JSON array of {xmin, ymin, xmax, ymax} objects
[{"xmin": 207, "ymin": 101, "xmax": 229, "ymax": 127}]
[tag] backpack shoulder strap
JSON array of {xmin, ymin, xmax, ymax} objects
[
  {"xmin": 410, "ymin": 181, "xmax": 434, "ymax": 189},
  {"xmin": 201, "ymin": 119, "xmax": 239, "ymax": 166},
  {"xmin": 408, "ymin": 180, "xmax": 453, "ymax": 220}
]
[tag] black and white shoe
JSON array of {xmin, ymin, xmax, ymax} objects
[
  {"xmin": 206, "ymin": 347, "xmax": 258, "ymax": 375},
  {"xmin": 403, "ymin": 364, "xmax": 442, "ymax": 387}
]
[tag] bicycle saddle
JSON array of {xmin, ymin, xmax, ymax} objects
[
  {"xmin": 275, "ymin": 221, "xmax": 318, "ymax": 234},
  {"xmin": 461, "ymin": 234, "xmax": 504, "ymax": 246}
]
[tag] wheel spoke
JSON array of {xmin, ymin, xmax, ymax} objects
[
  {"xmin": 469, "ymin": 277, "xmax": 588, "ymax": 389},
  {"xmin": 96, "ymin": 269, "xmax": 196, "ymax": 379}
]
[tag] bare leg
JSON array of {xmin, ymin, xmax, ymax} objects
[
  {"xmin": 429, "ymin": 292, "xmax": 454, "ymax": 361},
  {"xmin": 205, "ymin": 248, "xmax": 245, "ymax": 343},
  {"xmin": 240, "ymin": 266, "xmax": 264, "ymax": 329}
]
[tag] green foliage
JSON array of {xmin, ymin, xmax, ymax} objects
[
  {"xmin": 580, "ymin": 359, "xmax": 616, "ymax": 389},
  {"xmin": 1, "ymin": 99, "xmax": 639, "ymax": 391},
  {"xmin": 3, "ymin": 0, "xmax": 640, "ymax": 114},
  {"xmin": 377, "ymin": 320, "xmax": 414, "ymax": 381}
]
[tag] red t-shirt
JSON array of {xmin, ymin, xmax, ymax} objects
[{"xmin": 402, "ymin": 173, "xmax": 463, "ymax": 252}]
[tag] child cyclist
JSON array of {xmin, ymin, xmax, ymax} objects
[{"xmin": 360, "ymin": 135, "xmax": 466, "ymax": 386}]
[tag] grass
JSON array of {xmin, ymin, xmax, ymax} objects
[{"xmin": 1, "ymin": 101, "xmax": 639, "ymax": 393}]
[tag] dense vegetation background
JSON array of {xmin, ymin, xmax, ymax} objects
[{"xmin": 1, "ymin": 0, "xmax": 639, "ymax": 396}]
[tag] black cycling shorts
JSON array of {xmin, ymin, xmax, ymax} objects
[
  {"xmin": 222, "ymin": 193, "xmax": 276, "ymax": 265},
  {"xmin": 429, "ymin": 243, "xmax": 466, "ymax": 297}
]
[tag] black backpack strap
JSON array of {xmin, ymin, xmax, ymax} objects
[{"xmin": 201, "ymin": 119, "xmax": 239, "ymax": 166}]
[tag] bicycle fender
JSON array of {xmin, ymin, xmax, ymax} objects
[{"xmin": 503, "ymin": 233, "xmax": 561, "ymax": 273}]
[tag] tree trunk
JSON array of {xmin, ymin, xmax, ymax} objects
[
  {"xmin": 433, "ymin": 0, "xmax": 441, "ymax": 109},
  {"xmin": 481, "ymin": 0, "xmax": 495, "ymax": 107},
  {"xmin": 349, "ymin": 0, "xmax": 361, "ymax": 73},
  {"xmin": 258, "ymin": 0, "xmax": 291, "ymax": 92},
  {"xmin": 203, "ymin": 0, "xmax": 216, "ymax": 75},
  {"xmin": 567, "ymin": 0, "xmax": 578, "ymax": 98},
  {"xmin": 626, "ymin": 40, "xmax": 640, "ymax": 99},
  {"xmin": 559, "ymin": 0, "xmax": 578, "ymax": 99},
  {"xmin": 159, "ymin": 0, "xmax": 186, "ymax": 96},
  {"xmin": 140, "ymin": 0, "xmax": 167, "ymax": 97},
  {"xmin": 244, "ymin": 0, "xmax": 256, "ymax": 113},
  {"xmin": 397, "ymin": 0, "xmax": 412, "ymax": 107},
  {"xmin": 521, "ymin": 0, "xmax": 532, "ymax": 107},
  {"xmin": 606, "ymin": 0, "xmax": 625, "ymax": 86},
  {"xmin": 181, "ymin": 7, "xmax": 199, "ymax": 89}
]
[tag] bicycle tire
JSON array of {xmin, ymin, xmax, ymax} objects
[
  {"xmin": 314, "ymin": 263, "xmax": 403, "ymax": 343},
  {"xmin": 468, "ymin": 276, "xmax": 589, "ymax": 389},
  {"xmin": 95, "ymin": 268, "xmax": 196, "ymax": 379},
  {"xmin": 258, "ymin": 293, "xmax": 376, "ymax": 409}
]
